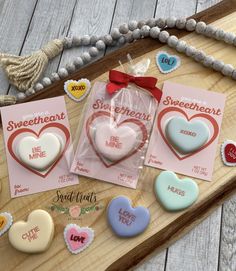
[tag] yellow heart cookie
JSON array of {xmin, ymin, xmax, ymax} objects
[
  {"xmin": 8, "ymin": 209, "xmax": 54, "ymax": 253},
  {"xmin": 64, "ymin": 79, "xmax": 91, "ymax": 102}
]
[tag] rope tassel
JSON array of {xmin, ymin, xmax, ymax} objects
[{"xmin": 0, "ymin": 39, "xmax": 63, "ymax": 92}]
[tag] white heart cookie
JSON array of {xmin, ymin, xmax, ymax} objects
[
  {"xmin": 8, "ymin": 209, "xmax": 54, "ymax": 253},
  {"xmin": 94, "ymin": 122, "xmax": 137, "ymax": 161},
  {"xmin": 17, "ymin": 133, "xmax": 61, "ymax": 171}
]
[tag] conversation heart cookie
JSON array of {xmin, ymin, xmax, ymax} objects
[
  {"xmin": 107, "ymin": 196, "xmax": 150, "ymax": 237},
  {"xmin": 156, "ymin": 51, "xmax": 181, "ymax": 74},
  {"xmin": 221, "ymin": 140, "xmax": 236, "ymax": 166},
  {"xmin": 8, "ymin": 209, "xmax": 54, "ymax": 253},
  {"xmin": 0, "ymin": 212, "xmax": 13, "ymax": 237},
  {"xmin": 94, "ymin": 122, "xmax": 137, "ymax": 161},
  {"xmin": 165, "ymin": 116, "xmax": 210, "ymax": 154},
  {"xmin": 64, "ymin": 79, "xmax": 91, "ymax": 102},
  {"xmin": 64, "ymin": 224, "xmax": 94, "ymax": 254},
  {"xmin": 17, "ymin": 133, "xmax": 62, "ymax": 171},
  {"xmin": 155, "ymin": 171, "xmax": 199, "ymax": 211}
]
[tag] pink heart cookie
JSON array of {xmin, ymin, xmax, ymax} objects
[{"xmin": 64, "ymin": 224, "xmax": 94, "ymax": 254}]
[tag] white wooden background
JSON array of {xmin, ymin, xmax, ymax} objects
[{"xmin": 0, "ymin": 0, "xmax": 235, "ymax": 270}]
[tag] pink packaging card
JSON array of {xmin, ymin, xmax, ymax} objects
[
  {"xmin": 70, "ymin": 81, "xmax": 157, "ymax": 189},
  {"xmin": 1, "ymin": 96, "xmax": 78, "ymax": 198},
  {"xmin": 145, "ymin": 81, "xmax": 226, "ymax": 181}
]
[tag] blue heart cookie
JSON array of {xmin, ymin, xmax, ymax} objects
[
  {"xmin": 156, "ymin": 51, "xmax": 181, "ymax": 74},
  {"xmin": 107, "ymin": 196, "xmax": 150, "ymax": 237}
]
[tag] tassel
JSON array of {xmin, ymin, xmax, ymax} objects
[
  {"xmin": 0, "ymin": 95, "xmax": 16, "ymax": 106},
  {"xmin": 0, "ymin": 39, "xmax": 63, "ymax": 92}
]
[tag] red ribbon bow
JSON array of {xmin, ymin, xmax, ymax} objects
[{"xmin": 106, "ymin": 70, "xmax": 162, "ymax": 102}]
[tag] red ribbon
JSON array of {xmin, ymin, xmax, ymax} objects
[{"xmin": 106, "ymin": 70, "xmax": 162, "ymax": 102}]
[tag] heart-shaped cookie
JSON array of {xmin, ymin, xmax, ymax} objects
[
  {"xmin": 0, "ymin": 212, "xmax": 13, "ymax": 237},
  {"xmin": 17, "ymin": 133, "xmax": 62, "ymax": 171},
  {"xmin": 64, "ymin": 224, "xmax": 94, "ymax": 254},
  {"xmin": 165, "ymin": 116, "xmax": 210, "ymax": 154},
  {"xmin": 155, "ymin": 171, "xmax": 199, "ymax": 211},
  {"xmin": 86, "ymin": 111, "xmax": 148, "ymax": 167},
  {"xmin": 94, "ymin": 122, "xmax": 138, "ymax": 161},
  {"xmin": 107, "ymin": 196, "xmax": 150, "ymax": 237},
  {"xmin": 8, "ymin": 209, "xmax": 54, "ymax": 253},
  {"xmin": 221, "ymin": 140, "xmax": 236, "ymax": 166},
  {"xmin": 64, "ymin": 79, "xmax": 91, "ymax": 102},
  {"xmin": 156, "ymin": 51, "xmax": 181, "ymax": 74}
]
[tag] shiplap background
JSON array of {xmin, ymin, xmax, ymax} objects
[{"xmin": 0, "ymin": 0, "xmax": 235, "ymax": 270}]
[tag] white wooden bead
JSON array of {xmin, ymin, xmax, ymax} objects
[
  {"xmin": 118, "ymin": 36, "xmax": 126, "ymax": 45},
  {"xmin": 42, "ymin": 77, "xmax": 52, "ymax": 87},
  {"xmin": 150, "ymin": 27, "xmax": 160, "ymax": 39},
  {"xmin": 81, "ymin": 35, "xmax": 90, "ymax": 46},
  {"xmin": 203, "ymin": 56, "xmax": 214, "ymax": 67},
  {"xmin": 58, "ymin": 68, "xmax": 69, "ymax": 78},
  {"xmin": 132, "ymin": 29, "xmax": 141, "ymax": 40},
  {"xmin": 159, "ymin": 30, "xmax": 169, "ymax": 43},
  {"xmin": 66, "ymin": 63, "xmax": 76, "ymax": 73},
  {"xmin": 176, "ymin": 18, "xmax": 186, "ymax": 29},
  {"xmin": 214, "ymin": 29, "xmax": 225, "ymax": 40},
  {"xmin": 125, "ymin": 33, "xmax": 134, "ymax": 43},
  {"xmin": 90, "ymin": 35, "xmax": 98, "ymax": 45},
  {"xmin": 50, "ymin": 73, "xmax": 60, "ymax": 82},
  {"xmin": 146, "ymin": 18, "xmax": 156, "ymax": 27},
  {"xmin": 224, "ymin": 32, "xmax": 236, "ymax": 44},
  {"xmin": 194, "ymin": 50, "xmax": 206, "ymax": 62},
  {"xmin": 111, "ymin": 28, "xmax": 121, "ymax": 39},
  {"xmin": 176, "ymin": 40, "xmax": 187, "ymax": 53},
  {"xmin": 34, "ymin": 82, "xmax": 44, "ymax": 91},
  {"xmin": 89, "ymin": 47, "xmax": 99, "ymax": 57},
  {"xmin": 81, "ymin": 52, "xmax": 91, "ymax": 63},
  {"xmin": 166, "ymin": 17, "xmax": 176, "ymax": 28},
  {"xmin": 204, "ymin": 25, "xmax": 216, "ymax": 37},
  {"xmin": 119, "ymin": 23, "xmax": 129, "ymax": 34},
  {"xmin": 140, "ymin": 25, "xmax": 150, "ymax": 37},
  {"xmin": 128, "ymin": 20, "xmax": 138, "ymax": 31},
  {"xmin": 195, "ymin": 22, "xmax": 206, "ymax": 34},
  {"xmin": 185, "ymin": 46, "xmax": 197, "ymax": 57},
  {"xmin": 156, "ymin": 18, "xmax": 166, "ymax": 28},
  {"xmin": 63, "ymin": 37, "xmax": 73, "ymax": 48},
  {"xmin": 138, "ymin": 20, "xmax": 146, "ymax": 29},
  {"xmin": 167, "ymin": 35, "xmax": 178, "ymax": 48},
  {"xmin": 222, "ymin": 64, "xmax": 234, "ymax": 76},
  {"xmin": 95, "ymin": 40, "xmax": 106, "ymax": 51},
  {"xmin": 186, "ymin": 19, "xmax": 197, "ymax": 31},
  {"xmin": 231, "ymin": 69, "xmax": 236, "ymax": 80},
  {"xmin": 104, "ymin": 34, "xmax": 113, "ymax": 45},
  {"xmin": 25, "ymin": 88, "xmax": 35, "ymax": 96},
  {"xmin": 212, "ymin": 60, "xmax": 224, "ymax": 71},
  {"xmin": 73, "ymin": 57, "xmax": 84, "ymax": 67},
  {"xmin": 72, "ymin": 36, "xmax": 81, "ymax": 46},
  {"xmin": 17, "ymin": 92, "xmax": 27, "ymax": 100}
]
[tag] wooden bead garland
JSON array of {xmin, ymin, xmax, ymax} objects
[{"xmin": 0, "ymin": 18, "xmax": 236, "ymax": 103}]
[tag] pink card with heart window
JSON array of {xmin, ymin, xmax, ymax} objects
[
  {"xmin": 1, "ymin": 96, "xmax": 78, "ymax": 198},
  {"xmin": 70, "ymin": 81, "xmax": 157, "ymax": 188},
  {"xmin": 145, "ymin": 81, "xmax": 226, "ymax": 181}
]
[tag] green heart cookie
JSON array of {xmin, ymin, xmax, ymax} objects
[{"xmin": 154, "ymin": 171, "xmax": 199, "ymax": 211}]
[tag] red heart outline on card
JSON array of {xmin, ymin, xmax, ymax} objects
[
  {"xmin": 157, "ymin": 107, "xmax": 219, "ymax": 160},
  {"xmin": 86, "ymin": 111, "xmax": 148, "ymax": 167},
  {"xmin": 7, "ymin": 123, "xmax": 70, "ymax": 178}
]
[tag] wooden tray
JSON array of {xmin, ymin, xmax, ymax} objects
[{"xmin": 1, "ymin": 1, "xmax": 236, "ymax": 270}]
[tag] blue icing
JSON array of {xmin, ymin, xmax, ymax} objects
[{"xmin": 156, "ymin": 53, "xmax": 179, "ymax": 73}]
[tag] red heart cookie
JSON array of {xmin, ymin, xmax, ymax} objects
[
  {"xmin": 157, "ymin": 107, "xmax": 219, "ymax": 160},
  {"xmin": 86, "ymin": 111, "xmax": 148, "ymax": 167},
  {"xmin": 221, "ymin": 140, "xmax": 236, "ymax": 166},
  {"xmin": 7, "ymin": 123, "xmax": 70, "ymax": 178}
]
